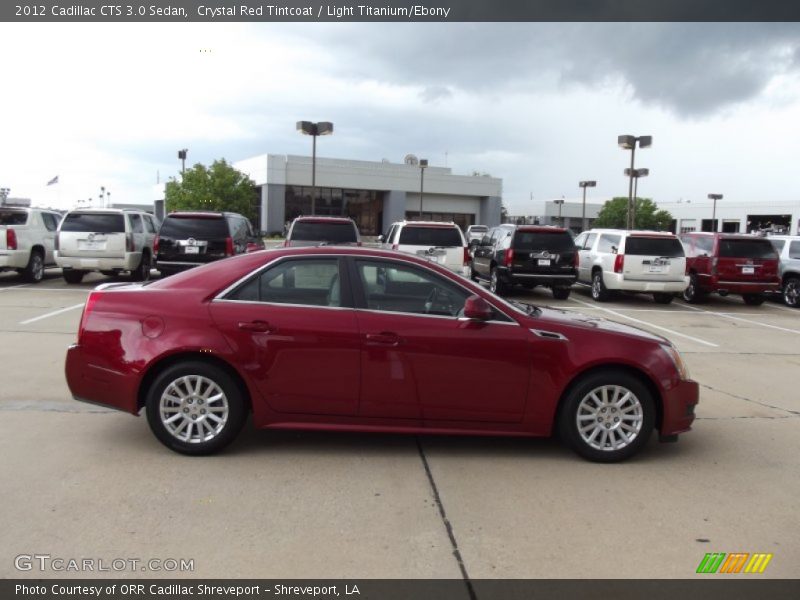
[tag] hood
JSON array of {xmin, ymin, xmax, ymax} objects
[{"xmin": 531, "ymin": 306, "xmax": 668, "ymax": 344}]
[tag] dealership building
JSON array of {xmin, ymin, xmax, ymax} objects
[{"xmin": 230, "ymin": 154, "xmax": 503, "ymax": 236}]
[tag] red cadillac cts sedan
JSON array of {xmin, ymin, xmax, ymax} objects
[{"xmin": 65, "ymin": 246, "xmax": 698, "ymax": 462}]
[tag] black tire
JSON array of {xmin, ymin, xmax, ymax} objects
[
  {"xmin": 489, "ymin": 266, "xmax": 507, "ymax": 295},
  {"xmin": 742, "ymin": 293, "xmax": 765, "ymax": 306},
  {"xmin": 653, "ymin": 293, "xmax": 674, "ymax": 305},
  {"xmin": 783, "ymin": 276, "xmax": 800, "ymax": 308},
  {"xmin": 558, "ymin": 369, "xmax": 655, "ymax": 463},
  {"xmin": 682, "ymin": 273, "xmax": 706, "ymax": 304},
  {"xmin": 157, "ymin": 266, "xmax": 176, "ymax": 279},
  {"xmin": 469, "ymin": 264, "xmax": 479, "ymax": 282},
  {"xmin": 131, "ymin": 252, "xmax": 151, "ymax": 282},
  {"xmin": 62, "ymin": 270, "xmax": 85, "ymax": 284},
  {"xmin": 21, "ymin": 250, "xmax": 45, "ymax": 283},
  {"xmin": 590, "ymin": 270, "xmax": 610, "ymax": 302},
  {"xmin": 100, "ymin": 270, "xmax": 117, "ymax": 277},
  {"xmin": 145, "ymin": 361, "xmax": 248, "ymax": 456},
  {"xmin": 552, "ymin": 287, "xmax": 571, "ymax": 300}
]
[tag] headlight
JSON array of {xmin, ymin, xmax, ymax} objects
[{"xmin": 661, "ymin": 344, "xmax": 690, "ymax": 380}]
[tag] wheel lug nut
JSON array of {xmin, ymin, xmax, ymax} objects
[
  {"xmin": 605, "ymin": 423, "xmax": 610, "ymax": 429},
  {"xmin": 614, "ymin": 418, "xmax": 619, "ymax": 423},
  {"xmin": 200, "ymin": 409, "xmax": 206, "ymax": 414},
  {"xmin": 191, "ymin": 415, "xmax": 197, "ymax": 420},
  {"xmin": 183, "ymin": 408, "xmax": 189, "ymax": 413},
  {"xmin": 188, "ymin": 399, "xmax": 193, "ymax": 404},
  {"xmin": 597, "ymin": 417, "xmax": 603, "ymax": 422},
  {"xmin": 198, "ymin": 399, "xmax": 204, "ymax": 405}
]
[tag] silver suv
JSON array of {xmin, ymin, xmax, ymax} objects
[
  {"xmin": 0, "ymin": 206, "xmax": 63, "ymax": 282},
  {"xmin": 574, "ymin": 229, "xmax": 687, "ymax": 303},
  {"xmin": 767, "ymin": 235, "xmax": 800, "ymax": 308},
  {"xmin": 56, "ymin": 209, "xmax": 158, "ymax": 284},
  {"xmin": 380, "ymin": 220, "xmax": 469, "ymax": 276}
]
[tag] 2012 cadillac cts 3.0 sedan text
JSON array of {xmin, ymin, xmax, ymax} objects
[{"xmin": 65, "ymin": 247, "xmax": 698, "ymax": 462}]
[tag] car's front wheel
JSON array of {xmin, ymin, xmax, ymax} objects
[
  {"xmin": 682, "ymin": 274, "xmax": 706, "ymax": 304},
  {"xmin": 145, "ymin": 361, "xmax": 248, "ymax": 455},
  {"xmin": 552, "ymin": 287, "xmax": 571, "ymax": 300},
  {"xmin": 558, "ymin": 370, "xmax": 655, "ymax": 462},
  {"xmin": 784, "ymin": 276, "xmax": 800, "ymax": 308}
]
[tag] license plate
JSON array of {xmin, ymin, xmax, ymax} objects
[
  {"xmin": 78, "ymin": 241, "xmax": 104, "ymax": 251},
  {"xmin": 184, "ymin": 246, "xmax": 200, "ymax": 254},
  {"xmin": 742, "ymin": 266, "xmax": 754, "ymax": 274},
  {"xmin": 537, "ymin": 259, "xmax": 551, "ymax": 266},
  {"xmin": 648, "ymin": 266, "xmax": 664, "ymax": 273}
]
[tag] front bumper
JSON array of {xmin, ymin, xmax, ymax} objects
[{"xmin": 660, "ymin": 378, "xmax": 699, "ymax": 437}]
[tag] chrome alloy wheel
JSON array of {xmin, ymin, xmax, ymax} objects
[
  {"xmin": 159, "ymin": 375, "xmax": 229, "ymax": 444},
  {"xmin": 575, "ymin": 385, "xmax": 644, "ymax": 451}
]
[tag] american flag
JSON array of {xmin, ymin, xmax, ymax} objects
[{"xmin": 46, "ymin": 175, "xmax": 59, "ymax": 186}]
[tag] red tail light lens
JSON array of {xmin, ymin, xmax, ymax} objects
[
  {"xmin": 614, "ymin": 254, "xmax": 625, "ymax": 273},
  {"xmin": 126, "ymin": 233, "xmax": 135, "ymax": 252},
  {"xmin": 463, "ymin": 246, "xmax": 470, "ymax": 266},
  {"xmin": 225, "ymin": 237, "xmax": 234, "ymax": 256},
  {"xmin": 6, "ymin": 228, "xmax": 17, "ymax": 250},
  {"xmin": 78, "ymin": 291, "xmax": 101, "ymax": 342},
  {"xmin": 504, "ymin": 248, "xmax": 515, "ymax": 268},
  {"xmin": 153, "ymin": 235, "xmax": 159, "ymax": 253}
]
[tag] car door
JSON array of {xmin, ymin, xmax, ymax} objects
[
  {"xmin": 350, "ymin": 257, "xmax": 531, "ymax": 423},
  {"xmin": 40, "ymin": 212, "xmax": 60, "ymax": 264},
  {"xmin": 576, "ymin": 232, "xmax": 597, "ymax": 282},
  {"xmin": 209, "ymin": 256, "xmax": 361, "ymax": 416}
]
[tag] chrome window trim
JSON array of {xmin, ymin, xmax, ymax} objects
[
  {"xmin": 357, "ymin": 307, "xmax": 519, "ymax": 325},
  {"xmin": 214, "ymin": 298, "xmax": 355, "ymax": 312}
]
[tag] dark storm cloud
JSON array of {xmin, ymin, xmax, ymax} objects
[{"xmin": 307, "ymin": 23, "xmax": 800, "ymax": 117}]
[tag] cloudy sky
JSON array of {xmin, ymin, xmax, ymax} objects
[{"xmin": 2, "ymin": 22, "xmax": 800, "ymax": 214}]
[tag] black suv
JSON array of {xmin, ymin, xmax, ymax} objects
[
  {"xmin": 471, "ymin": 225, "xmax": 578, "ymax": 298},
  {"xmin": 155, "ymin": 211, "xmax": 264, "ymax": 277}
]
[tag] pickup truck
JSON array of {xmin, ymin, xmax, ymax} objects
[{"xmin": 0, "ymin": 206, "xmax": 63, "ymax": 282}]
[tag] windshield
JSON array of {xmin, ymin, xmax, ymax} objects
[
  {"xmin": 719, "ymin": 239, "xmax": 778, "ymax": 259},
  {"xmin": 513, "ymin": 231, "xmax": 576, "ymax": 252},
  {"xmin": 291, "ymin": 222, "xmax": 358, "ymax": 243},
  {"xmin": 0, "ymin": 210, "xmax": 28, "ymax": 226},
  {"xmin": 160, "ymin": 216, "xmax": 229, "ymax": 238},
  {"xmin": 61, "ymin": 213, "xmax": 124, "ymax": 233},
  {"xmin": 399, "ymin": 226, "xmax": 463, "ymax": 246},
  {"xmin": 625, "ymin": 236, "xmax": 684, "ymax": 257}
]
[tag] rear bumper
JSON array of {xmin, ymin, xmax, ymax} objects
[
  {"xmin": 500, "ymin": 267, "xmax": 576, "ymax": 287},
  {"xmin": 65, "ymin": 343, "xmax": 140, "ymax": 415},
  {"xmin": 607, "ymin": 273, "xmax": 688, "ymax": 293},
  {"xmin": 0, "ymin": 251, "xmax": 28, "ymax": 270},
  {"xmin": 56, "ymin": 252, "xmax": 140, "ymax": 272},
  {"xmin": 711, "ymin": 280, "xmax": 781, "ymax": 295},
  {"xmin": 660, "ymin": 379, "xmax": 699, "ymax": 437}
]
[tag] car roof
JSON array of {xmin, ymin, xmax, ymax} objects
[
  {"xmin": 292, "ymin": 216, "xmax": 355, "ymax": 224},
  {"xmin": 587, "ymin": 228, "xmax": 677, "ymax": 237},
  {"xmin": 393, "ymin": 220, "xmax": 459, "ymax": 228},
  {"xmin": 166, "ymin": 211, "xmax": 244, "ymax": 219},
  {"xmin": 514, "ymin": 225, "xmax": 569, "ymax": 233}
]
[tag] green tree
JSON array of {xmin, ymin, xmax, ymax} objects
[
  {"xmin": 593, "ymin": 197, "xmax": 673, "ymax": 231},
  {"xmin": 165, "ymin": 159, "xmax": 256, "ymax": 220}
]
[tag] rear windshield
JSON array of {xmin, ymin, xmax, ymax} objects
[
  {"xmin": 625, "ymin": 236, "xmax": 684, "ymax": 257},
  {"xmin": 512, "ymin": 231, "xmax": 576, "ymax": 252},
  {"xmin": 0, "ymin": 210, "xmax": 28, "ymax": 226},
  {"xmin": 399, "ymin": 226, "xmax": 463, "ymax": 246},
  {"xmin": 719, "ymin": 239, "xmax": 778, "ymax": 259},
  {"xmin": 160, "ymin": 216, "xmax": 229, "ymax": 238},
  {"xmin": 61, "ymin": 212, "xmax": 124, "ymax": 233},
  {"xmin": 290, "ymin": 222, "xmax": 358, "ymax": 243}
]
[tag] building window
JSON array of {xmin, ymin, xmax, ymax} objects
[{"xmin": 285, "ymin": 186, "xmax": 382, "ymax": 236}]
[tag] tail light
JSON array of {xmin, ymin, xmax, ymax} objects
[
  {"xmin": 504, "ymin": 248, "xmax": 515, "ymax": 268},
  {"xmin": 225, "ymin": 236, "xmax": 234, "ymax": 256},
  {"xmin": 153, "ymin": 235, "xmax": 159, "ymax": 254},
  {"xmin": 463, "ymin": 246, "xmax": 470, "ymax": 266},
  {"xmin": 6, "ymin": 228, "xmax": 17, "ymax": 250},
  {"xmin": 126, "ymin": 233, "xmax": 135, "ymax": 252},
  {"xmin": 573, "ymin": 251, "xmax": 579, "ymax": 269},
  {"xmin": 78, "ymin": 291, "xmax": 102, "ymax": 342},
  {"xmin": 54, "ymin": 233, "xmax": 60, "ymax": 252},
  {"xmin": 711, "ymin": 257, "xmax": 718, "ymax": 276},
  {"xmin": 614, "ymin": 254, "xmax": 625, "ymax": 273}
]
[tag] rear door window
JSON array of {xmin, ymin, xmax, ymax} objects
[
  {"xmin": 61, "ymin": 212, "xmax": 125, "ymax": 233},
  {"xmin": 513, "ymin": 231, "xmax": 576, "ymax": 252},
  {"xmin": 42, "ymin": 213, "xmax": 60, "ymax": 231},
  {"xmin": 291, "ymin": 221, "xmax": 358, "ymax": 243},
  {"xmin": 597, "ymin": 234, "xmax": 622, "ymax": 254},
  {"xmin": 625, "ymin": 236, "xmax": 684, "ymax": 257},
  {"xmin": 719, "ymin": 239, "xmax": 777, "ymax": 259},
  {"xmin": 789, "ymin": 241, "xmax": 800, "ymax": 259},
  {"xmin": 160, "ymin": 216, "xmax": 229, "ymax": 238},
  {"xmin": 399, "ymin": 226, "xmax": 462, "ymax": 247},
  {"xmin": 129, "ymin": 214, "xmax": 143, "ymax": 233}
]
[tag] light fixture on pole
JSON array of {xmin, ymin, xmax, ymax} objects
[
  {"xmin": 100, "ymin": 186, "xmax": 106, "ymax": 208},
  {"xmin": 0, "ymin": 187, "xmax": 10, "ymax": 207},
  {"xmin": 708, "ymin": 193, "xmax": 723, "ymax": 232},
  {"xmin": 578, "ymin": 180, "xmax": 596, "ymax": 232},
  {"xmin": 553, "ymin": 198, "xmax": 565, "ymax": 226},
  {"xmin": 178, "ymin": 149, "xmax": 188, "ymax": 175},
  {"xmin": 296, "ymin": 121, "xmax": 334, "ymax": 216},
  {"xmin": 618, "ymin": 135, "xmax": 652, "ymax": 229},
  {"xmin": 623, "ymin": 168, "xmax": 649, "ymax": 228},
  {"xmin": 418, "ymin": 159, "xmax": 429, "ymax": 217}
]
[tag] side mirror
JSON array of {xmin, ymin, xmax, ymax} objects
[{"xmin": 463, "ymin": 295, "xmax": 493, "ymax": 320}]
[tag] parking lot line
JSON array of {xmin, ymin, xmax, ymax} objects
[
  {"xmin": 568, "ymin": 298, "xmax": 719, "ymax": 347},
  {"xmin": 678, "ymin": 303, "xmax": 800, "ymax": 335},
  {"xmin": 3, "ymin": 287, "xmax": 90, "ymax": 293},
  {"xmin": 19, "ymin": 303, "xmax": 85, "ymax": 325},
  {"xmin": 0, "ymin": 284, "xmax": 29, "ymax": 292}
]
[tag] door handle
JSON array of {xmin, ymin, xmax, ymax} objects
[
  {"xmin": 365, "ymin": 332, "xmax": 401, "ymax": 346},
  {"xmin": 238, "ymin": 320, "xmax": 274, "ymax": 333}
]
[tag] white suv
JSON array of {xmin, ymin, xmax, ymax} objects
[
  {"xmin": 380, "ymin": 220, "xmax": 469, "ymax": 276},
  {"xmin": 574, "ymin": 229, "xmax": 688, "ymax": 303},
  {"xmin": 0, "ymin": 206, "xmax": 63, "ymax": 282},
  {"xmin": 56, "ymin": 209, "xmax": 158, "ymax": 284}
]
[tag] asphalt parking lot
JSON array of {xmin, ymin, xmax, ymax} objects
[{"xmin": 1, "ymin": 268, "xmax": 798, "ymax": 580}]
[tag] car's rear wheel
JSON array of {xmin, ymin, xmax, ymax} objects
[
  {"xmin": 552, "ymin": 287, "xmax": 571, "ymax": 300},
  {"xmin": 653, "ymin": 293, "xmax": 674, "ymax": 304},
  {"xmin": 145, "ymin": 361, "xmax": 247, "ymax": 455},
  {"xmin": 21, "ymin": 250, "xmax": 44, "ymax": 283},
  {"xmin": 742, "ymin": 293, "xmax": 765, "ymax": 306},
  {"xmin": 590, "ymin": 271, "xmax": 610, "ymax": 302},
  {"xmin": 682, "ymin": 273, "xmax": 706, "ymax": 303},
  {"xmin": 784, "ymin": 276, "xmax": 800, "ymax": 308},
  {"xmin": 559, "ymin": 370, "xmax": 655, "ymax": 462},
  {"xmin": 470, "ymin": 264, "xmax": 479, "ymax": 282},
  {"xmin": 62, "ymin": 269, "xmax": 85, "ymax": 284},
  {"xmin": 490, "ymin": 266, "xmax": 507, "ymax": 295},
  {"xmin": 131, "ymin": 252, "xmax": 151, "ymax": 282}
]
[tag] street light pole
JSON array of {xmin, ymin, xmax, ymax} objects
[
  {"xmin": 579, "ymin": 180, "xmax": 596, "ymax": 232},
  {"xmin": 708, "ymin": 193, "xmax": 723, "ymax": 232},
  {"xmin": 624, "ymin": 168, "xmax": 649, "ymax": 229},
  {"xmin": 178, "ymin": 149, "xmax": 188, "ymax": 175},
  {"xmin": 0, "ymin": 187, "xmax": 10, "ymax": 207},
  {"xmin": 618, "ymin": 135, "xmax": 652, "ymax": 229},
  {"xmin": 553, "ymin": 198, "xmax": 565, "ymax": 226},
  {"xmin": 419, "ymin": 159, "xmax": 428, "ymax": 217},
  {"xmin": 297, "ymin": 121, "xmax": 334, "ymax": 216}
]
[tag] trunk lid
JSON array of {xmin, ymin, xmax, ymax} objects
[{"xmin": 622, "ymin": 235, "xmax": 686, "ymax": 282}]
